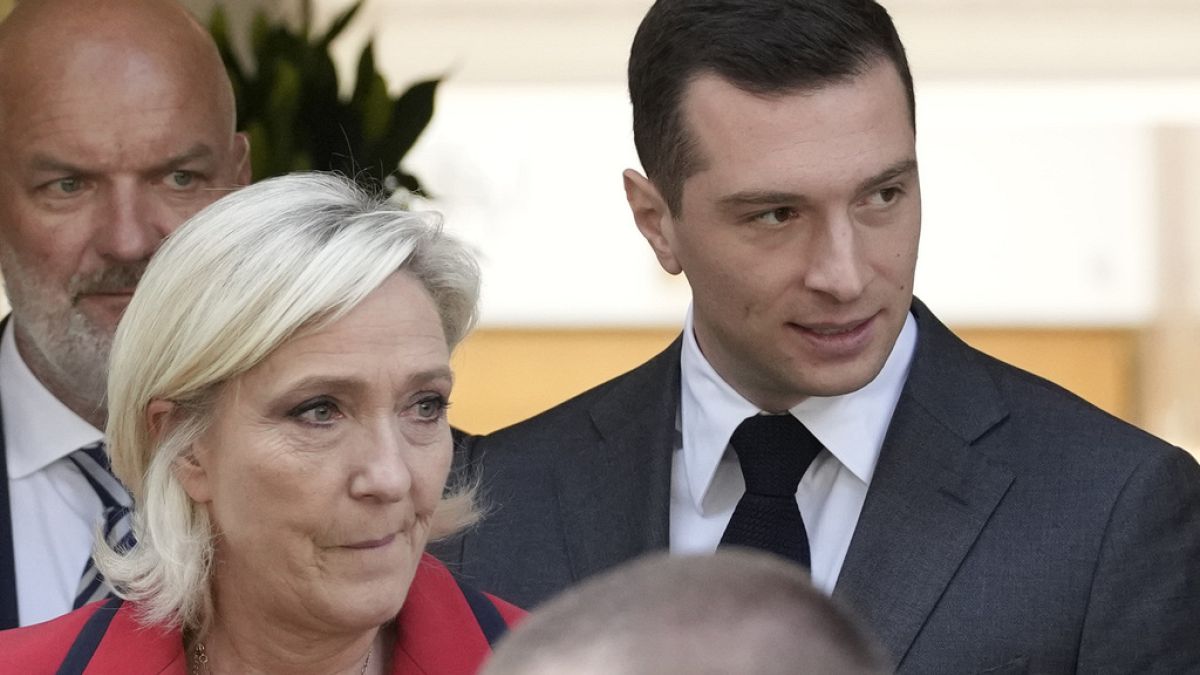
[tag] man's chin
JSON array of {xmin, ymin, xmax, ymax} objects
[{"xmin": 789, "ymin": 357, "xmax": 888, "ymax": 400}]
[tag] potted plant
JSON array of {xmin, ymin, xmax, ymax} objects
[{"xmin": 209, "ymin": 0, "xmax": 438, "ymax": 198}]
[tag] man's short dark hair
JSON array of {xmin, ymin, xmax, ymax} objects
[{"xmin": 629, "ymin": 0, "xmax": 914, "ymax": 214}]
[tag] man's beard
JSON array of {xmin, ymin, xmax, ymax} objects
[{"xmin": 0, "ymin": 248, "xmax": 146, "ymax": 419}]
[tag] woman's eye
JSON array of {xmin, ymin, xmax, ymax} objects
[
  {"xmin": 414, "ymin": 395, "xmax": 448, "ymax": 421},
  {"xmin": 754, "ymin": 207, "xmax": 796, "ymax": 226},
  {"xmin": 289, "ymin": 398, "xmax": 342, "ymax": 425},
  {"xmin": 306, "ymin": 404, "xmax": 336, "ymax": 422}
]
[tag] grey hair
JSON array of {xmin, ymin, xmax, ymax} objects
[{"xmin": 94, "ymin": 172, "xmax": 481, "ymax": 636}]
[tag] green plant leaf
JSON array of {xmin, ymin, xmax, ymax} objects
[
  {"xmin": 392, "ymin": 170, "xmax": 423, "ymax": 196},
  {"xmin": 209, "ymin": 0, "xmax": 439, "ymax": 194},
  {"xmin": 353, "ymin": 44, "xmax": 392, "ymax": 146},
  {"xmin": 208, "ymin": 6, "xmax": 234, "ymax": 69},
  {"xmin": 301, "ymin": 45, "xmax": 350, "ymax": 175},
  {"xmin": 318, "ymin": 0, "xmax": 364, "ymax": 49},
  {"xmin": 262, "ymin": 60, "xmax": 303, "ymax": 179},
  {"xmin": 300, "ymin": 0, "xmax": 313, "ymax": 39},
  {"xmin": 387, "ymin": 78, "xmax": 440, "ymax": 162},
  {"xmin": 246, "ymin": 121, "xmax": 272, "ymax": 182},
  {"xmin": 208, "ymin": 5, "xmax": 250, "ymax": 127},
  {"xmin": 351, "ymin": 40, "xmax": 378, "ymax": 108},
  {"xmin": 249, "ymin": 10, "xmax": 272, "ymax": 68}
]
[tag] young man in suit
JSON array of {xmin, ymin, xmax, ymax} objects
[
  {"xmin": 0, "ymin": 0, "xmax": 249, "ymax": 628},
  {"xmin": 454, "ymin": 0, "xmax": 1200, "ymax": 672}
]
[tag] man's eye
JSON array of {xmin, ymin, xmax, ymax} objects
[
  {"xmin": 414, "ymin": 395, "xmax": 448, "ymax": 421},
  {"xmin": 56, "ymin": 177, "xmax": 82, "ymax": 194},
  {"xmin": 754, "ymin": 207, "xmax": 796, "ymax": 226},
  {"xmin": 168, "ymin": 171, "xmax": 195, "ymax": 188},
  {"xmin": 868, "ymin": 186, "xmax": 903, "ymax": 207}
]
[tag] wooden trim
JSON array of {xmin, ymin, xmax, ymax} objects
[{"xmin": 449, "ymin": 327, "xmax": 1138, "ymax": 434}]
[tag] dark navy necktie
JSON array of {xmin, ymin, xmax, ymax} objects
[
  {"xmin": 719, "ymin": 414, "xmax": 823, "ymax": 568},
  {"xmin": 67, "ymin": 442, "xmax": 134, "ymax": 608}
]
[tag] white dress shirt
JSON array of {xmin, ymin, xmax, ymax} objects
[
  {"xmin": 670, "ymin": 307, "xmax": 917, "ymax": 594},
  {"xmin": 1, "ymin": 321, "xmax": 105, "ymax": 626}
]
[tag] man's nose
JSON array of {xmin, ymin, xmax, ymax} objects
[
  {"xmin": 802, "ymin": 212, "xmax": 869, "ymax": 303},
  {"xmin": 93, "ymin": 183, "xmax": 174, "ymax": 263}
]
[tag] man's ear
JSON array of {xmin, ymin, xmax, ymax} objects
[
  {"xmin": 146, "ymin": 399, "xmax": 212, "ymax": 504},
  {"xmin": 233, "ymin": 131, "xmax": 252, "ymax": 186},
  {"xmin": 623, "ymin": 169, "xmax": 683, "ymax": 275}
]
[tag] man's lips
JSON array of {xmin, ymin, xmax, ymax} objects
[
  {"xmin": 76, "ymin": 289, "xmax": 136, "ymax": 300},
  {"xmin": 794, "ymin": 316, "xmax": 873, "ymax": 336},
  {"xmin": 787, "ymin": 313, "xmax": 878, "ymax": 356},
  {"xmin": 74, "ymin": 291, "xmax": 136, "ymax": 313}
]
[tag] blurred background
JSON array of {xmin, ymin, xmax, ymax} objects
[{"xmin": 2, "ymin": 0, "xmax": 1197, "ymax": 454}]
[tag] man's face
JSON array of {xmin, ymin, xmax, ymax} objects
[
  {"xmin": 627, "ymin": 61, "xmax": 920, "ymax": 411},
  {"xmin": 0, "ymin": 40, "xmax": 247, "ymax": 409}
]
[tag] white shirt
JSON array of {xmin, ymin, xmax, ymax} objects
[
  {"xmin": 1, "ymin": 321, "xmax": 106, "ymax": 626},
  {"xmin": 670, "ymin": 308, "xmax": 917, "ymax": 594}
]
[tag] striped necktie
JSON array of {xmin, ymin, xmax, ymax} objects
[{"xmin": 67, "ymin": 441, "xmax": 134, "ymax": 608}]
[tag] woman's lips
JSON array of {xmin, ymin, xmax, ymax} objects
[{"xmin": 343, "ymin": 533, "xmax": 397, "ymax": 550}]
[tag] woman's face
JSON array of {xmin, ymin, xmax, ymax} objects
[{"xmin": 180, "ymin": 271, "xmax": 454, "ymax": 633}]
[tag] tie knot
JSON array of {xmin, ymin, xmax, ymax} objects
[{"xmin": 730, "ymin": 414, "xmax": 823, "ymax": 497}]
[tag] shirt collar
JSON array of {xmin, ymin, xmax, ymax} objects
[
  {"xmin": 1, "ymin": 319, "xmax": 104, "ymax": 479},
  {"xmin": 679, "ymin": 307, "xmax": 918, "ymax": 513}
]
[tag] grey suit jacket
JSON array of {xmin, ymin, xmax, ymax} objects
[{"xmin": 449, "ymin": 300, "xmax": 1200, "ymax": 673}]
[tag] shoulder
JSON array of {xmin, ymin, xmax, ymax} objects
[
  {"xmin": 0, "ymin": 600, "xmax": 184, "ymax": 674},
  {"xmin": 911, "ymin": 301, "xmax": 1182, "ymax": 472},
  {"xmin": 477, "ymin": 337, "xmax": 682, "ymax": 453},
  {"xmin": 392, "ymin": 555, "xmax": 525, "ymax": 673},
  {"xmin": 976, "ymin": 345, "xmax": 1182, "ymax": 467},
  {"xmin": 407, "ymin": 554, "xmax": 525, "ymax": 623},
  {"xmin": 0, "ymin": 602, "xmax": 107, "ymax": 671},
  {"xmin": 484, "ymin": 592, "xmax": 527, "ymax": 627}
]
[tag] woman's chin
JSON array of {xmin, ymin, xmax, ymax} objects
[
  {"xmin": 317, "ymin": 582, "xmax": 411, "ymax": 631},
  {"xmin": 324, "ymin": 563, "xmax": 420, "ymax": 628}
]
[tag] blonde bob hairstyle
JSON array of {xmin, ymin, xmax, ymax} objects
[{"xmin": 95, "ymin": 172, "xmax": 481, "ymax": 635}]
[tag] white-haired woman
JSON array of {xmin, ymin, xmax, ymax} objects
[{"xmin": 0, "ymin": 173, "xmax": 523, "ymax": 674}]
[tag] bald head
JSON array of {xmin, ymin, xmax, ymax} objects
[
  {"xmin": 0, "ymin": 0, "xmax": 248, "ymax": 429},
  {"xmin": 484, "ymin": 551, "xmax": 890, "ymax": 675},
  {"xmin": 0, "ymin": 0, "xmax": 236, "ymax": 134}
]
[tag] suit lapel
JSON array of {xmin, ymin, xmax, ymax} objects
[
  {"xmin": 553, "ymin": 338, "xmax": 681, "ymax": 583},
  {"xmin": 834, "ymin": 301, "xmax": 1013, "ymax": 665},
  {"xmin": 0, "ymin": 315, "xmax": 18, "ymax": 629}
]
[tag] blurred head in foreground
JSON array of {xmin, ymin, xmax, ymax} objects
[{"xmin": 484, "ymin": 550, "xmax": 890, "ymax": 675}]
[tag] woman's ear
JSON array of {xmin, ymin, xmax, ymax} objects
[
  {"xmin": 146, "ymin": 399, "xmax": 177, "ymax": 444},
  {"xmin": 147, "ymin": 399, "xmax": 213, "ymax": 504}
]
